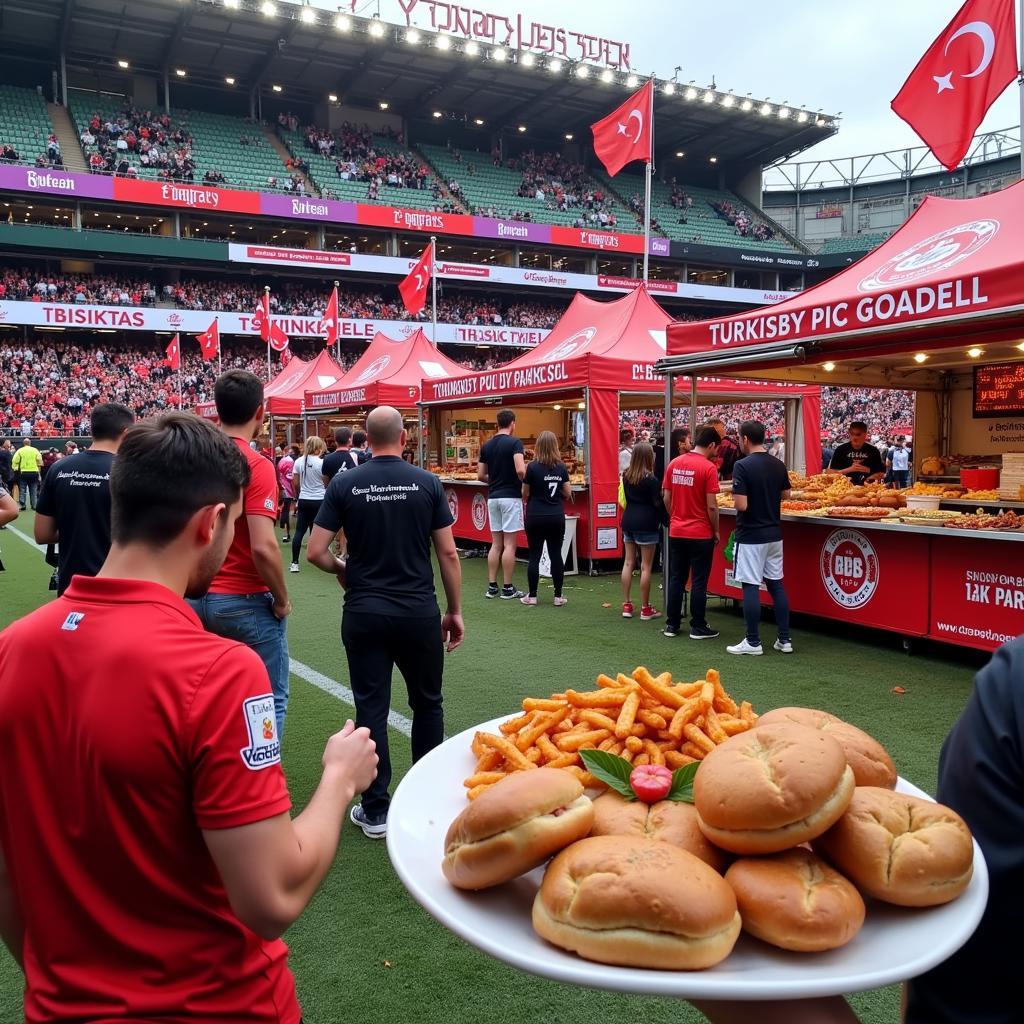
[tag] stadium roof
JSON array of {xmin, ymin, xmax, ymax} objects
[{"xmin": 7, "ymin": 0, "xmax": 839, "ymax": 165}]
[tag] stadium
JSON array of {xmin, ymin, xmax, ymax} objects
[{"xmin": 0, "ymin": 1, "xmax": 1021, "ymax": 1023}]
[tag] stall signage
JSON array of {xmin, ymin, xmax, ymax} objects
[
  {"xmin": 310, "ymin": 388, "xmax": 366, "ymax": 407},
  {"xmin": 596, "ymin": 527, "xmax": 618, "ymax": 550},
  {"xmin": 820, "ymin": 529, "xmax": 879, "ymax": 609},
  {"xmin": 596, "ymin": 502, "xmax": 618, "ymax": 518},
  {"xmin": 428, "ymin": 362, "xmax": 571, "ymax": 400},
  {"xmin": 973, "ymin": 361, "xmax": 1024, "ymax": 418},
  {"xmin": 471, "ymin": 493, "xmax": 488, "ymax": 531}
]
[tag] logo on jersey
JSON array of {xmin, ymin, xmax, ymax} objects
[
  {"xmin": 471, "ymin": 492, "xmax": 488, "ymax": 531},
  {"xmin": 857, "ymin": 219, "xmax": 998, "ymax": 292},
  {"xmin": 820, "ymin": 529, "xmax": 879, "ymax": 609},
  {"xmin": 240, "ymin": 695, "xmax": 281, "ymax": 770},
  {"xmin": 444, "ymin": 487, "xmax": 458, "ymax": 522},
  {"xmin": 263, "ymin": 497, "xmax": 276, "ymax": 511},
  {"xmin": 61, "ymin": 611, "xmax": 85, "ymax": 632}
]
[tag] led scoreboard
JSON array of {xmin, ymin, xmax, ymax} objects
[{"xmin": 973, "ymin": 361, "xmax": 1024, "ymax": 417}]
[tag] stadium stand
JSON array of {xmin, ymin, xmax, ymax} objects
[
  {"xmin": 815, "ymin": 232, "xmax": 892, "ymax": 254},
  {"xmin": 0, "ymin": 85, "xmax": 58, "ymax": 168}
]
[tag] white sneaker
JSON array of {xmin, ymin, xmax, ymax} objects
[
  {"xmin": 289, "ymin": 562, "xmax": 300, "ymax": 573},
  {"xmin": 774, "ymin": 639, "xmax": 794, "ymax": 654},
  {"xmin": 727, "ymin": 638, "xmax": 763, "ymax": 656}
]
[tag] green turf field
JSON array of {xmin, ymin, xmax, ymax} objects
[{"xmin": 0, "ymin": 515, "xmax": 984, "ymax": 1023}]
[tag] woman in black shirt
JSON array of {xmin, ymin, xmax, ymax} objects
[
  {"xmin": 521, "ymin": 431, "xmax": 570, "ymax": 606},
  {"xmin": 620, "ymin": 441, "xmax": 664, "ymax": 621}
]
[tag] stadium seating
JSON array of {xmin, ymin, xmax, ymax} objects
[
  {"xmin": 0, "ymin": 85, "xmax": 56, "ymax": 165},
  {"xmin": 816, "ymin": 232, "xmax": 891, "ymax": 254}
]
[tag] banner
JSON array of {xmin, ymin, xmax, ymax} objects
[
  {"xmin": 112, "ymin": 177, "xmax": 263, "ymax": 215},
  {"xmin": 0, "ymin": 164, "xmax": 114, "ymax": 201}
]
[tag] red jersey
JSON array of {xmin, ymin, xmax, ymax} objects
[
  {"xmin": 0, "ymin": 576, "xmax": 299, "ymax": 1023},
  {"xmin": 209, "ymin": 436, "xmax": 278, "ymax": 594},
  {"xmin": 663, "ymin": 452, "xmax": 719, "ymax": 539}
]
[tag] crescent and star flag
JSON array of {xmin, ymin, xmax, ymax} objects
[
  {"xmin": 891, "ymin": 0, "xmax": 1019, "ymax": 171},
  {"xmin": 253, "ymin": 292, "xmax": 289, "ymax": 352},
  {"xmin": 591, "ymin": 79, "xmax": 654, "ymax": 177},
  {"xmin": 196, "ymin": 319, "xmax": 220, "ymax": 362},
  {"xmin": 165, "ymin": 334, "xmax": 180, "ymax": 370},
  {"xmin": 399, "ymin": 244, "xmax": 433, "ymax": 316},
  {"xmin": 322, "ymin": 284, "xmax": 340, "ymax": 347}
]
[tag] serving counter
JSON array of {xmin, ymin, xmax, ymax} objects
[{"xmin": 712, "ymin": 509, "xmax": 1024, "ymax": 652}]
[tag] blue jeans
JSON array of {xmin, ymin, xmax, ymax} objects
[
  {"xmin": 18, "ymin": 473, "xmax": 38, "ymax": 509},
  {"xmin": 189, "ymin": 592, "xmax": 290, "ymax": 737}
]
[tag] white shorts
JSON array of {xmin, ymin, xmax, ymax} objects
[
  {"xmin": 488, "ymin": 497, "xmax": 524, "ymax": 534},
  {"xmin": 733, "ymin": 540, "xmax": 784, "ymax": 585}
]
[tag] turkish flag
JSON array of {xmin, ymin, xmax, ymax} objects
[
  {"xmin": 254, "ymin": 293, "xmax": 289, "ymax": 352},
  {"xmin": 322, "ymin": 284, "xmax": 340, "ymax": 346},
  {"xmin": 892, "ymin": 0, "xmax": 1018, "ymax": 171},
  {"xmin": 165, "ymin": 334, "xmax": 180, "ymax": 370},
  {"xmin": 591, "ymin": 80, "xmax": 654, "ymax": 177},
  {"xmin": 399, "ymin": 244, "xmax": 433, "ymax": 316},
  {"xmin": 196, "ymin": 319, "xmax": 219, "ymax": 362}
]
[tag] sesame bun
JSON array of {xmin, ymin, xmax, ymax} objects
[
  {"xmin": 756, "ymin": 707, "xmax": 897, "ymax": 789},
  {"xmin": 590, "ymin": 791, "xmax": 726, "ymax": 872},
  {"xmin": 443, "ymin": 768, "xmax": 594, "ymax": 890},
  {"xmin": 693, "ymin": 724, "xmax": 855, "ymax": 855},
  {"xmin": 725, "ymin": 848, "xmax": 866, "ymax": 952},
  {"xmin": 814, "ymin": 787, "xmax": 973, "ymax": 907},
  {"xmin": 532, "ymin": 836, "xmax": 741, "ymax": 970}
]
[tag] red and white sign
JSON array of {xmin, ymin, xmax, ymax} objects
[
  {"xmin": 471, "ymin": 492, "xmax": 488, "ymax": 532},
  {"xmin": 445, "ymin": 488, "xmax": 459, "ymax": 523},
  {"xmin": 820, "ymin": 529, "xmax": 880, "ymax": 609}
]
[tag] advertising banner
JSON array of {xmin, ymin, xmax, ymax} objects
[
  {"xmin": 0, "ymin": 165, "xmax": 114, "ymax": 201},
  {"xmin": 260, "ymin": 193, "xmax": 358, "ymax": 223}
]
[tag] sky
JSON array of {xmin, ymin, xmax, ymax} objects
[{"xmin": 342, "ymin": 0, "xmax": 1020, "ymax": 169}]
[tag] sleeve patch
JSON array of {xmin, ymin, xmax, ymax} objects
[{"xmin": 239, "ymin": 695, "xmax": 281, "ymax": 771}]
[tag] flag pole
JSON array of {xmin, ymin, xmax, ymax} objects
[
  {"xmin": 333, "ymin": 279, "xmax": 340, "ymax": 363},
  {"xmin": 430, "ymin": 235, "xmax": 438, "ymax": 348},
  {"xmin": 264, "ymin": 286, "xmax": 272, "ymax": 379},
  {"xmin": 642, "ymin": 75, "xmax": 655, "ymax": 283},
  {"xmin": 217, "ymin": 317, "xmax": 222, "ymax": 377}
]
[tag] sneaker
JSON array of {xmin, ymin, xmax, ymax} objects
[
  {"xmin": 622, "ymin": 602, "xmax": 634, "ymax": 619},
  {"xmin": 485, "ymin": 584, "xmax": 499, "ymax": 599},
  {"xmin": 553, "ymin": 596, "xmax": 568, "ymax": 607},
  {"xmin": 500, "ymin": 587, "xmax": 525, "ymax": 600},
  {"xmin": 350, "ymin": 804, "xmax": 387, "ymax": 840},
  {"xmin": 727, "ymin": 638, "xmax": 764, "ymax": 656},
  {"xmin": 663, "ymin": 626, "xmax": 680, "ymax": 638},
  {"xmin": 520, "ymin": 595, "xmax": 538, "ymax": 606},
  {"xmin": 640, "ymin": 605, "xmax": 661, "ymax": 621},
  {"xmin": 289, "ymin": 562, "xmax": 300, "ymax": 573},
  {"xmin": 774, "ymin": 639, "xmax": 794, "ymax": 654},
  {"xmin": 281, "ymin": 534, "xmax": 290, "ymax": 543},
  {"xmin": 689, "ymin": 624, "xmax": 721, "ymax": 640}
]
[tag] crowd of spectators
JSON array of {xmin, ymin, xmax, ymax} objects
[
  {"xmin": 0, "ymin": 269, "xmax": 156, "ymax": 306},
  {"xmin": 79, "ymin": 107, "xmax": 200, "ymax": 181},
  {"xmin": 711, "ymin": 199, "xmax": 776, "ymax": 242}
]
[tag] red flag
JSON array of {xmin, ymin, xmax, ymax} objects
[
  {"xmin": 892, "ymin": 0, "xmax": 1018, "ymax": 171},
  {"xmin": 322, "ymin": 285, "xmax": 340, "ymax": 347},
  {"xmin": 165, "ymin": 333, "xmax": 180, "ymax": 370},
  {"xmin": 399, "ymin": 244, "xmax": 433, "ymax": 316},
  {"xmin": 196, "ymin": 319, "xmax": 219, "ymax": 362},
  {"xmin": 591, "ymin": 80, "xmax": 654, "ymax": 177},
  {"xmin": 254, "ymin": 292, "xmax": 289, "ymax": 352}
]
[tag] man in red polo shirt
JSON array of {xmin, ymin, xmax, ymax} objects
[
  {"xmin": 0, "ymin": 412, "xmax": 377, "ymax": 1022},
  {"xmin": 189, "ymin": 370, "xmax": 292, "ymax": 737},
  {"xmin": 662, "ymin": 425, "xmax": 721, "ymax": 641}
]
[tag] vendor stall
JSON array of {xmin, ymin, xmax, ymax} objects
[
  {"xmin": 421, "ymin": 287, "xmax": 821, "ymax": 563},
  {"xmin": 658, "ymin": 181, "xmax": 1024, "ymax": 650}
]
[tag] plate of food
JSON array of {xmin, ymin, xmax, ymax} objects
[
  {"xmin": 824, "ymin": 506, "xmax": 899, "ymax": 520},
  {"xmin": 387, "ymin": 669, "xmax": 988, "ymax": 1001}
]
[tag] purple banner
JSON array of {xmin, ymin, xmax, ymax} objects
[
  {"xmin": 471, "ymin": 216, "xmax": 553, "ymax": 244},
  {"xmin": 259, "ymin": 192, "xmax": 358, "ymax": 223},
  {"xmin": 649, "ymin": 236, "xmax": 671, "ymax": 257},
  {"xmin": 0, "ymin": 164, "xmax": 114, "ymax": 201}
]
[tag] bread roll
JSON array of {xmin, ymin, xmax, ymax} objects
[
  {"xmin": 756, "ymin": 707, "xmax": 897, "ymax": 789},
  {"xmin": 725, "ymin": 848, "xmax": 866, "ymax": 952},
  {"xmin": 814, "ymin": 787, "xmax": 973, "ymax": 907},
  {"xmin": 443, "ymin": 768, "xmax": 594, "ymax": 890},
  {"xmin": 694, "ymin": 724, "xmax": 855, "ymax": 854},
  {"xmin": 533, "ymin": 836, "xmax": 740, "ymax": 970}
]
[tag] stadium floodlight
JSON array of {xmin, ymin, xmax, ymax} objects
[
  {"xmin": 432, "ymin": 110, "xmax": 443, "ymax": 118},
  {"xmin": 815, "ymin": 116, "xmax": 827, "ymax": 127},
  {"xmin": 796, "ymin": 110, "xmax": 808, "ymax": 123},
  {"xmin": 117, "ymin": 59, "xmax": 129, "ymax": 69},
  {"xmin": 369, "ymin": 17, "xmax": 385, "ymax": 37},
  {"xmin": 225, "ymin": 76, "xmax": 236, "ymax": 85},
  {"xmin": 272, "ymin": 84, "xmax": 282, "ymax": 92},
  {"xmin": 473, "ymin": 117, "xmax": 484, "ymax": 125},
  {"xmin": 465, "ymin": 40, "xmax": 480, "ymax": 55},
  {"xmin": 334, "ymin": 13, "xmax": 350, "ymax": 31},
  {"xmin": 520, "ymin": 52, "xmax": 536, "ymax": 68},
  {"xmin": 760, "ymin": 102, "xmax": 772, "ymax": 116},
  {"xmin": 175, "ymin": 68, "xmax": 187, "ymax": 77},
  {"xmin": 722, "ymin": 94, "xmax": 734, "ymax": 107},
  {"xmin": 548, "ymin": 59, "xmax": 562, "ymax": 73},
  {"xmin": 328, "ymin": 92, "xmax": 338, "ymax": 102},
  {"xmin": 261, "ymin": 0, "xmax": 276, "ymax": 16},
  {"xmin": 300, "ymin": 6, "xmax": 316, "ymax": 24},
  {"xmin": 741, "ymin": 98, "xmax": 753, "ymax": 111},
  {"xmin": 224, "ymin": 0, "xmax": 239, "ymax": 7},
  {"xmin": 517, "ymin": 124, "xmax": 527, "ymax": 132},
  {"xmin": 685, "ymin": 86, "xmax": 697, "ymax": 100},
  {"xmin": 702, "ymin": 90, "xmax": 714, "ymax": 103},
  {"xmin": 406, "ymin": 28, "xmax": 421, "ymax": 44},
  {"xmin": 565, "ymin": 133, "xmax": 574, "ymax": 140},
  {"xmin": 778, "ymin": 106, "xmax": 790, "ymax": 119},
  {"xmin": 625, "ymin": 73, "xmax": 638, "ymax": 87},
  {"xmin": 709, "ymin": 155, "xmax": 718, "ymax": 162},
  {"xmin": 663, "ymin": 82, "xmax": 675, "ymax": 95},
  {"xmin": 675, "ymin": 150, "xmax": 684, "ymax": 157},
  {"xmin": 492, "ymin": 47, "xmax": 506, "ymax": 61},
  {"xmin": 576, "ymin": 65, "xmax": 589, "ymax": 79},
  {"xmin": 379, "ymin": 100, "xmax": 389, "ymax": 109},
  {"xmin": 435, "ymin": 33, "xmax": 450, "ymax": 50},
  {"xmin": 600, "ymin": 68, "xmax": 614, "ymax": 83}
]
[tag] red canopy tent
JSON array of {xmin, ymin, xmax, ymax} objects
[{"xmin": 304, "ymin": 329, "xmax": 466, "ymax": 413}]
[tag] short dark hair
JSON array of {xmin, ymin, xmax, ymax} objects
[
  {"xmin": 89, "ymin": 402, "xmax": 134, "ymax": 441},
  {"xmin": 849, "ymin": 421, "xmax": 868, "ymax": 433},
  {"xmin": 739, "ymin": 420, "xmax": 766, "ymax": 446},
  {"xmin": 695, "ymin": 426, "xmax": 721, "ymax": 449},
  {"xmin": 214, "ymin": 370, "xmax": 264, "ymax": 426},
  {"xmin": 496, "ymin": 409, "xmax": 516, "ymax": 429},
  {"xmin": 111, "ymin": 413, "xmax": 250, "ymax": 547},
  {"xmin": 334, "ymin": 426, "xmax": 352, "ymax": 446},
  {"xmin": 619, "ymin": 427, "xmax": 634, "ymax": 444},
  {"xmin": 352, "ymin": 429, "xmax": 366, "ymax": 448},
  {"xmin": 669, "ymin": 427, "xmax": 689, "ymax": 453}
]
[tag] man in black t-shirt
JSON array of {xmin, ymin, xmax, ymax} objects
[
  {"xmin": 827, "ymin": 421, "xmax": 885, "ymax": 485},
  {"xmin": 726, "ymin": 420, "xmax": 792, "ymax": 657},
  {"xmin": 352, "ymin": 429, "xmax": 371, "ymax": 465},
  {"xmin": 307, "ymin": 406, "xmax": 464, "ymax": 840},
  {"xmin": 321, "ymin": 426, "xmax": 359, "ymax": 482},
  {"xmin": 34, "ymin": 403, "xmax": 134, "ymax": 596},
  {"xmin": 478, "ymin": 409, "xmax": 526, "ymax": 599}
]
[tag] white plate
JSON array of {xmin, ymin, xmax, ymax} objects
[{"xmin": 388, "ymin": 716, "xmax": 989, "ymax": 1000}]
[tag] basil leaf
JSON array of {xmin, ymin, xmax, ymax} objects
[
  {"xmin": 579, "ymin": 749, "xmax": 635, "ymax": 800},
  {"xmin": 667, "ymin": 761, "xmax": 699, "ymax": 804}
]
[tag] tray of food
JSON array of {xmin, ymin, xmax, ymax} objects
[
  {"xmin": 943, "ymin": 511, "xmax": 1023, "ymax": 531},
  {"xmin": 896, "ymin": 510, "xmax": 963, "ymax": 525},
  {"xmin": 388, "ymin": 668, "xmax": 987, "ymax": 1001},
  {"xmin": 824, "ymin": 506, "xmax": 899, "ymax": 520}
]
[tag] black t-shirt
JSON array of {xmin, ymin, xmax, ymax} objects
[
  {"xmin": 828, "ymin": 441, "xmax": 884, "ymax": 484},
  {"xmin": 731, "ymin": 451, "xmax": 790, "ymax": 544},
  {"xmin": 480, "ymin": 433, "xmax": 524, "ymax": 499},
  {"xmin": 621, "ymin": 473, "xmax": 663, "ymax": 534},
  {"xmin": 524, "ymin": 460, "xmax": 568, "ymax": 521},
  {"xmin": 321, "ymin": 448, "xmax": 359, "ymax": 482},
  {"xmin": 35, "ymin": 449, "xmax": 114, "ymax": 595},
  {"xmin": 905, "ymin": 638, "xmax": 1024, "ymax": 1024},
  {"xmin": 314, "ymin": 456, "xmax": 454, "ymax": 616},
  {"xmin": 354, "ymin": 448, "xmax": 371, "ymax": 465}
]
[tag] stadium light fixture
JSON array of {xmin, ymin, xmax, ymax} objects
[
  {"xmin": 722, "ymin": 94, "xmax": 734, "ymax": 107},
  {"xmin": 432, "ymin": 110, "xmax": 443, "ymax": 118},
  {"xmin": 117, "ymin": 59, "xmax": 129, "ymax": 69},
  {"xmin": 300, "ymin": 6, "xmax": 316, "ymax": 24},
  {"xmin": 822, "ymin": 361, "xmax": 836, "ymax": 372},
  {"xmin": 435, "ymin": 33, "xmax": 450, "ymax": 50},
  {"xmin": 465, "ymin": 40, "xmax": 480, "ymax": 55},
  {"xmin": 517, "ymin": 124, "xmax": 527, "ymax": 132},
  {"xmin": 778, "ymin": 106, "xmax": 790, "ymax": 119},
  {"xmin": 600, "ymin": 68, "xmax": 614, "ymax": 83},
  {"xmin": 760, "ymin": 102, "xmax": 772, "ymax": 116},
  {"xmin": 328, "ymin": 92, "xmax": 338, "ymax": 102},
  {"xmin": 369, "ymin": 17, "xmax": 385, "ymax": 37},
  {"xmin": 741, "ymin": 98, "xmax": 753, "ymax": 111},
  {"xmin": 492, "ymin": 47, "xmax": 507, "ymax": 61},
  {"xmin": 709, "ymin": 155, "xmax": 718, "ymax": 163},
  {"xmin": 625, "ymin": 73, "xmax": 638, "ymax": 87},
  {"xmin": 565, "ymin": 133, "xmax": 574, "ymax": 140},
  {"xmin": 576, "ymin": 65, "xmax": 589, "ymax": 79},
  {"xmin": 224, "ymin": 0, "xmax": 239, "ymax": 7},
  {"xmin": 675, "ymin": 150, "xmax": 684, "ymax": 157},
  {"xmin": 334, "ymin": 13, "xmax": 350, "ymax": 31},
  {"xmin": 685, "ymin": 86, "xmax": 697, "ymax": 101},
  {"xmin": 967, "ymin": 347, "xmax": 984, "ymax": 358},
  {"xmin": 663, "ymin": 83, "xmax": 675, "ymax": 95},
  {"xmin": 548, "ymin": 59, "xmax": 562, "ymax": 72},
  {"xmin": 406, "ymin": 28, "xmax": 421, "ymax": 44},
  {"xmin": 379, "ymin": 101, "xmax": 389, "ymax": 109},
  {"xmin": 914, "ymin": 353, "xmax": 928, "ymax": 363},
  {"xmin": 702, "ymin": 90, "xmax": 714, "ymax": 103},
  {"xmin": 797, "ymin": 110, "xmax": 809, "ymax": 123},
  {"xmin": 272, "ymin": 84, "xmax": 282, "ymax": 92},
  {"xmin": 520, "ymin": 52, "xmax": 535, "ymax": 68},
  {"xmin": 261, "ymin": 0, "xmax": 276, "ymax": 16},
  {"xmin": 175, "ymin": 68, "xmax": 186, "ymax": 77},
  {"xmin": 225, "ymin": 76, "xmax": 236, "ymax": 85}
]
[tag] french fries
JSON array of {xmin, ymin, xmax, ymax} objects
[{"xmin": 462, "ymin": 668, "xmax": 758, "ymax": 800}]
